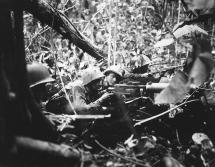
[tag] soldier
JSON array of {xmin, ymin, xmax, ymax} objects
[
  {"xmin": 27, "ymin": 62, "xmax": 55, "ymax": 104},
  {"xmin": 123, "ymin": 55, "xmax": 163, "ymax": 84},
  {"xmin": 103, "ymin": 65, "xmax": 125, "ymax": 89},
  {"xmin": 27, "ymin": 62, "xmax": 59, "ymax": 142},
  {"xmin": 67, "ymin": 67, "xmax": 138, "ymax": 146},
  {"xmin": 68, "ymin": 67, "xmax": 112, "ymax": 115},
  {"xmin": 130, "ymin": 53, "xmax": 151, "ymax": 74}
]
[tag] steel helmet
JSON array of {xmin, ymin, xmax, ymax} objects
[
  {"xmin": 142, "ymin": 55, "xmax": 151, "ymax": 66},
  {"xmin": 104, "ymin": 65, "xmax": 125, "ymax": 79},
  {"xmin": 27, "ymin": 63, "xmax": 54, "ymax": 88},
  {"xmin": 131, "ymin": 55, "xmax": 151, "ymax": 67},
  {"xmin": 81, "ymin": 67, "xmax": 104, "ymax": 86}
]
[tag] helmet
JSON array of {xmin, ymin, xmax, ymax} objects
[
  {"xmin": 104, "ymin": 65, "xmax": 125, "ymax": 79},
  {"xmin": 27, "ymin": 63, "xmax": 54, "ymax": 88},
  {"xmin": 131, "ymin": 55, "xmax": 151, "ymax": 68},
  {"xmin": 81, "ymin": 67, "xmax": 104, "ymax": 86},
  {"xmin": 142, "ymin": 55, "xmax": 151, "ymax": 66}
]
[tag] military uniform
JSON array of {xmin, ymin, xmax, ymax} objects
[
  {"xmin": 27, "ymin": 63, "xmax": 59, "ymax": 142},
  {"xmin": 71, "ymin": 80, "xmax": 138, "ymax": 145},
  {"xmin": 68, "ymin": 80, "xmax": 104, "ymax": 115}
]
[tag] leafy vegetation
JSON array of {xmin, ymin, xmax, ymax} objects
[{"xmin": 18, "ymin": 0, "xmax": 215, "ymax": 166}]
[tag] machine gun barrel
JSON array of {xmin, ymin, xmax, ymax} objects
[
  {"xmin": 113, "ymin": 83, "xmax": 168, "ymax": 93},
  {"xmin": 146, "ymin": 83, "xmax": 169, "ymax": 92}
]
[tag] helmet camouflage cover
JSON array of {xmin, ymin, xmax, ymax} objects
[
  {"xmin": 104, "ymin": 65, "xmax": 125, "ymax": 79},
  {"xmin": 81, "ymin": 67, "xmax": 104, "ymax": 86}
]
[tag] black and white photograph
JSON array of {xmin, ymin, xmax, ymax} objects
[{"xmin": 1, "ymin": 0, "xmax": 215, "ymax": 166}]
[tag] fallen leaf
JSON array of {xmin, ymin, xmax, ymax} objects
[{"xmin": 192, "ymin": 133, "xmax": 209, "ymax": 145}]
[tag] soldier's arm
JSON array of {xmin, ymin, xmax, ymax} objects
[{"xmin": 72, "ymin": 86, "xmax": 102, "ymax": 115}]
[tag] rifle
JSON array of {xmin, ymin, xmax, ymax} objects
[
  {"xmin": 149, "ymin": 65, "xmax": 183, "ymax": 75},
  {"xmin": 47, "ymin": 114, "xmax": 111, "ymax": 131},
  {"xmin": 124, "ymin": 65, "xmax": 183, "ymax": 81}
]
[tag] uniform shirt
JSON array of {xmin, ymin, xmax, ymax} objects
[{"xmin": 69, "ymin": 80, "xmax": 102, "ymax": 115}]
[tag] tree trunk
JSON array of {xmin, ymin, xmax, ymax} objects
[
  {"xmin": 13, "ymin": 136, "xmax": 80, "ymax": 167},
  {"xmin": 0, "ymin": 7, "xmax": 31, "ymax": 150},
  {"xmin": 1, "ymin": 136, "xmax": 81, "ymax": 167},
  {"xmin": 0, "ymin": 0, "xmax": 59, "ymax": 152},
  {"xmin": 24, "ymin": 0, "xmax": 106, "ymax": 60}
]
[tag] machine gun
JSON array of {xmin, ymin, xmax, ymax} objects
[
  {"xmin": 107, "ymin": 82, "xmax": 169, "ymax": 99},
  {"xmin": 103, "ymin": 82, "xmax": 169, "ymax": 112},
  {"xmin": 149, "ymin": 65, "xmax": 183, "ymax": 76}
]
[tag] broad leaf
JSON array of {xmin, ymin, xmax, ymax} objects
[
  {"xmin": 183, "ymin": 0, "xmax": 215, "ymax": 13},
  {"xmin": 189, "ymin": 52, "xmax": 214, "ymax": 87},
  {"xmin": 155, "ymin": 71, "xmax": 189, "ymax": 104},
  {"xmin": 173, "ymin": 25, "xmax": 208, "ymax": 38},
  {"xmin": 154, "ymin": 38, "xmax": 174, "ymax": 48}
]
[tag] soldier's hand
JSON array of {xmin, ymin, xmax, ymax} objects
[
  {"xmin": 160, "ymin": 71, "xmax": 166, "ymax": 77},
  {"xmin": 99, "ymin": 92, "xmax": 114, "ymax": 103},
  {"xmin": 140, "ymin": 73, "xmax": 148, "ymax": 78}
]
